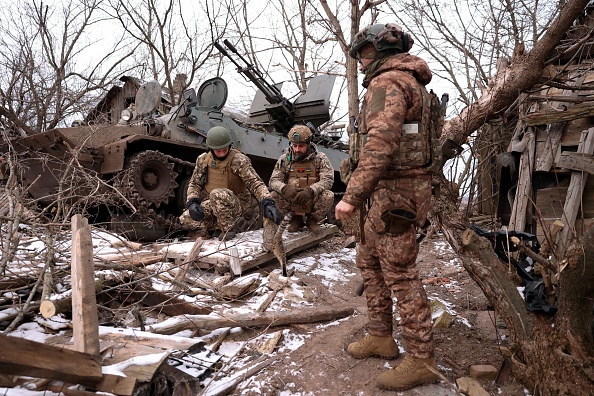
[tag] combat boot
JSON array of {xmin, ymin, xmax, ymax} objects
[
  {"xmin": 288, "ymin": 215, "xmax": 304, "ymax": 232},
  {"xmin": 347, "ymin": 334, "xmax": 400, "ymax": 360},
  {"xmin": 376, "ymin": 355, "xmax": 439, "ymax": 391},
  {"xmin": 305, "ymin": 215, "xmax": 321, "ymax": 234}
]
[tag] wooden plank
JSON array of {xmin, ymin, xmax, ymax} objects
[
  {"xmin": 524, "ymin": 101, "xmax": 594, "ymax": 126},
  {"xmin": 0, "ymin": 334, "xmax": 102, "ymax": 386},
  {"xmin": 535, "ymin": 123, "xmax": 566, "ymax": 172},
  {"xmin": 509, "ymin": 129, "xmax": 535, "ymax": 232},
  {"xmin": 71, "ymin": 214, "xmax": 100, "ymax": 356},
  {"xmin": 556, "ymin": 128, "xmax": 594, "ymax": 260},
  {"xmin": 534, "ymin": 72, "xmax": 587, "ymax": 172},
  {"xmin": 93, "ymin": 374, "xmax": 137, "ymax": 396},
  {"xmin": 240, "ymin": 225, "xmax": 338, "ymax": 273},
  {"xmin": 555, "ymin": 152, "xmax": 594, "ymax": 174},
  {"xmin": 229, "ymin": 246, "xmax": 241, "ymax": 276}
]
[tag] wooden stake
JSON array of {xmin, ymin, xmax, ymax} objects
[{"xmin": 71, "ymin": 214, "xmax": 100, "ymax": 356}]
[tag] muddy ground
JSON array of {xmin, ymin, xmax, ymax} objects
[{"xmin": 196, "ymin": 231, "xmax": 529, "ymax": 396}]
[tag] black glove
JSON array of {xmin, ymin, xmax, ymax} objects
[
  {"xmin": 281, "ymin": 185, "xmax": 302, "ymax": 201},
  {"xmin": 261, "ymin": 197, "xmax": 282, "ymax": 225},
  {"xmin": 186, "ymin": 198, "xmax": 204, "ymax": 221},
  {"xmin": 293, "ymin": 187, "xmax": 314, "ymax": 206}
]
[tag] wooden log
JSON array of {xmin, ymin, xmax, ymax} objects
[
  {"xmin": 117, "ymin": 283, "xmax": 212, "ymax": 316},
  {"xmin": 71, "ymin": 214, "xmax": 100, "ymax": 356},
  {"xmin": 148, "ymin": 305, "xmax": 356, "ymax": 335},
  {"xmin": 0, "ymin": 334, "xmax": 102, "ymax": 386},
  {"xmin": 40, "ymin": 277, "xmax": 110, "ymax": 319}
]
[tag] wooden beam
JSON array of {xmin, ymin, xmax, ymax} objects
[
  {"xmin": 509, "ymin": 129, "xmax": 535, "ymax": 232},
  {"xmin": 556, "ymin": 128, "xmax": 594, "ymax": 260},
  {"xmin": 71, "ymin": 214, "xmax": 100, "ymax": 356},
  {"xmin": 555, "ymin": 152, "xmax": 594, "ymax": 174},
  {"xmin": 0, "ymin": 334, "xmax": 102, "ymax": 386}
]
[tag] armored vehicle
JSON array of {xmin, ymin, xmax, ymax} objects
[{"xmin": 8, "ymin": 41, "xmax": 348, "ymax": 240}]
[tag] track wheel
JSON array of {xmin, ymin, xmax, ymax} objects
[{"xmin": 124, "ymin": 150, "xmax": 178, "ymax": 208}]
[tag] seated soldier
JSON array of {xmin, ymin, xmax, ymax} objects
[
  {"xmin": 269, "ymin": 124, "xmax": 335, "ymax": 233},
  {"xmin": 179, "ymin": 126, "xmax": 281, "ymax": 241}
]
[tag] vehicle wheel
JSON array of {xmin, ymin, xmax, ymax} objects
[{"xmin": 122, "ymin": 150, "xmax": 178, "ymax": 208}]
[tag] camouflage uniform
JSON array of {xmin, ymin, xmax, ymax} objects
[
  {"xmin": 343, "ymin": 53, "xmax": 435, "ymax": 359},
  {"xmin": 180, "ymin": 148, "xmax": 271, "ymax": 233},
  {"xmin": 269, "ymin": 144, "xmax": 334, "ymax": 219}
]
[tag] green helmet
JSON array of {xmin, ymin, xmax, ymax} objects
[
  {"xmin": 349, "ymin": 23, "xmax": 413, "ymax": 59},
  {"xmin": 206, "ymin": 126, "xmax": 232, "ymax": 149}
]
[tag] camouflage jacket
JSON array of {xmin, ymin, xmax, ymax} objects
[
  {"xmin": 187, "ymin": 148, "xmax": 271, "ymax": 203},
  {"xmin": 269, "ymin": 144, "xmax": 334, "ymax": 196},
  {"xmin": 343, "ymin": 53, "xmax": 432, "ymax": 207}
]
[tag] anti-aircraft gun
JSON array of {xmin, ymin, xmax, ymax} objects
[
  {"xmin": 6, "ymin": 43, "xmax": 348, "ymax": 240},
  {"xmin": 214, "ymin": 39, "xmax": 343, "ymax": 144}
]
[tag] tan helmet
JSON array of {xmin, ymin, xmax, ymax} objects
[
  {"xmin": 349, "ymin": 23, "xmax": 413, "ymax": 59},
  {"xmin": 288, "ymin": 125, "xmax": 312, "ymax": 143}
]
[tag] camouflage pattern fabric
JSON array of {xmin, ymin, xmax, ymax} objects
[
  {"xmin": 269, "ymin": 143, "xmax": 334, "ymax": 218},
  {"xmin": 343, "ymin": 53, "xmax": 435, "ymax": 359},
  {"xmin": 181, "ymin": 149, "xmax": 271, "ymax": 232},
  {"xmin": 269, "ymin": 144, "xmax": 334, "ymax": 196},
  {"xmin": 270, "ymin": 189, "xmax": 334, "ymax": 219}
]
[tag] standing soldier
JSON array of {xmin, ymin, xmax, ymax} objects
[
  {"xmin": 180, "ymin": 126, "xmax": 281, "ymax": 241},
  {"xmin": 269, "ymin": 124, "xmax": 334, "ymax": 233},
  {"xmin": 335, "ymin": 23, "xmax": 441, "ymax": 390}
]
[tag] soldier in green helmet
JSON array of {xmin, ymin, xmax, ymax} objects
[
  {"xmin": 335, "ymin": 23, "xmax": 441, "ymax": 390},
  {"xmin": 180, "ymin": 126, "xmax": 281, "ymax": 241}
]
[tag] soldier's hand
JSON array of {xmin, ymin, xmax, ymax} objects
[
  {"xmin": 281, "ymin": 185, "xmax": 302, "ymax": 201},
  {"xmin": 187, "ymin": 198, "xmax": 204, "ymax": 221},
  {"xmin": 335, "ymin": 200, "xmax": 356, "ymax": 221},
  {"xmin": 261, "ymin": 197, "xmax": 282, "ymax": 225},
  {"xmin": 294, "ymin": 187, "xmax": 314, "ymax": 206}
]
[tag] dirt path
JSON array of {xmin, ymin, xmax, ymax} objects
[{"xmin": 217, "ymin": 233, "xmax": 528, "ymax": 395}]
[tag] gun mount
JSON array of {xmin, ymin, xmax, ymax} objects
[
  {"xmin": 6, "ymin": 51, "xmax": 348, "ymax": 240},
  {"xmin": 215, "ymin": 40, "xmax": 336, "ymax": 136}
]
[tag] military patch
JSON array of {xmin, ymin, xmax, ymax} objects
[{"xmin": 369, "ymin": 87, "xmax": 386, "ymax": 114}]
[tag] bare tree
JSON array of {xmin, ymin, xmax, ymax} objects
[
  {"xmin": 0, "ymin": 0, "xmax": 138, "ymax": 135},
  {"xmin": 103, "ymin": 0, "xmax": 230, "ymax": 105}
]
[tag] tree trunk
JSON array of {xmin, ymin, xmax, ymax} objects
[{"xmin": 435, "ymin": 174, "xmax": 594, "ymax": 394}]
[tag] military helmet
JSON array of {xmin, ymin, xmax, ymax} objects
[
  {"xmin": 288, "ymin": 125, "xmax": 313, "ymax": 144},
  {"xmin": 206, "ymin": 126, "xmax": 232, "ymax": 149},
  {"xmin": 349, "ymin": 23, "xmax": 413, "ymax": 59}
]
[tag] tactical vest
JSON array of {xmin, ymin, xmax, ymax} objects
[
  {"xmin": 287, "ymin": 159, "xmax": 319, "ymax": 188},
  {"xmin": 352, "ymin": 86, "xmax": 443, "ymax": 173},
  {"xmin": 201, "ymin": 149, "xmax": 247, "ymax": 194},
  {"xmin": 287, "ymin": 159, "xmax": 318, "ymax": 214}
]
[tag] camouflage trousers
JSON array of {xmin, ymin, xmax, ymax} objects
[
  {"xmin": 179, "ymin": 188, "xmax": 257, "ymax": 233},
  {"xmin": 270, "ymin": 189, "xmax": 334, "ymax": 220},
  {"xmin": 357, "ymin": 175, "xmax": 435, "ymax": 359}
]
